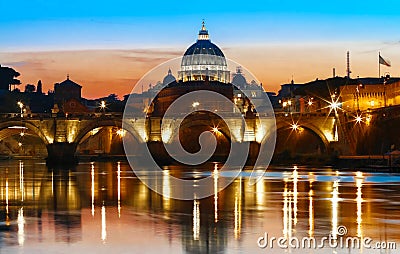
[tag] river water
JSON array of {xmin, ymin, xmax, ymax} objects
[{"xmin": 0, "ymin": 160, "xmax": 400, "ymax": 254}]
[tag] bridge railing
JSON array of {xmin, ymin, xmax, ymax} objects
[
  {"xmin": 0, "ymin": 112, "xmax": 123, "ymax": 120},
  {"xmin": 0, "ymin": 111, "xmax": 336, "ymax": 120},
  {"xmin": 273, "ymin": 112, "xmax": 335, "ymax": 118}
]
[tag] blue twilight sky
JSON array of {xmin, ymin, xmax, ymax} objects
[
  {"xmin": 1, "ymin": 0, "xmax": 400, "ymax": 51},
  {"xmin": 1, "ymin": 0, "xmax": 400, "ymax": 98}
]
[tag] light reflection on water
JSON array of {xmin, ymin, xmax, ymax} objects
[{"xmin": 0, "ymin": 160, "xmax": 400, "ymax": 253}]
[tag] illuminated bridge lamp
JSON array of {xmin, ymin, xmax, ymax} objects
[
  {"xmin": 355, "ymin": 115, "xmax": 362, "ymax": 124},
  {"xmin": 100, "ymin": 100, "xmax": 106, "ymax": 112},
  {"xmin": 329, "ymin": 101, "xmax": 339, "ymax": 110},
  {"xmin": 212, "ymin": 127, "xmax": 222, "ymax": 136},
  {"xmin": 291, "ymin": 123, "xmax": 299, "ymax": 131}
]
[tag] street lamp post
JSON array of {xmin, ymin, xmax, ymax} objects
[
  {"xmin": 17, "ymin": 101, "xmax": 24, "ymax": 117},
  {"xmin": 383, "ymin": 74, "xmax": 390, "ymax": 108},
  {"xmin": 356, "ymin": 85, "xmax": 360, "ymax": 112}
]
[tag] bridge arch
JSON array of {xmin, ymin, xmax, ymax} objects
[
  {"xmin": 0, "ymin": 120, "xmax": 51, "ymax": 145},
  {"xmin": 167, "ymin": 117, "xmax": 232, "ymax": 158},
  {"xmin": 276, "ymin": 121, "xmax": 330, "ymax": 147},
  {"xmin": 74, "ymin": 119, "xmax": 143, "ymax": 156},
  {"xmin": 275, "ymin": 121, "xmax": 330, "ymax": 154},
  {"xmin": 0, "ymin": 120, "xmax": 50, "ymax": 157},
  {"xmin": 176, "ymin": 118, "xmax": 232, "ymax": 141}
]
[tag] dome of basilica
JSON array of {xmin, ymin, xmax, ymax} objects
[
  {"xmin": 231, "ymin": 66, "xmax": 248, "ymax": 88},
  {"xmin": 178, "ymin": 21, "xmax": 230, "ymax": 83},
  {"xmin": 162, "ymin": 68, "xmax": 176, "ymax": 85}
]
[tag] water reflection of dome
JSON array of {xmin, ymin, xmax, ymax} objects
[
  {"xmin": 163, "ymin": 68, "xmax": 176, "ymax": 86},
  {"xmin": 178, "ymin": 21, "xmax": 230, "ymax": 83}
]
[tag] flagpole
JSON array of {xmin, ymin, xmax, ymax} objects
[{"xmin": 379, "ymin": 51, "xmax": 381, "ymax": 78}]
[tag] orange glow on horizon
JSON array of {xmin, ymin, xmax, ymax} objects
[{"xmin": 1, "ymin": 42, "xmax": 399, "ymax": 99}]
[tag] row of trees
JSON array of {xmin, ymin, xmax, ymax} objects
[
  {"xmin": 0, "ymin": 65, "xmax": 45, "ymax": 93},
  {"xmin": 0, "ymin": 65, "xmax": 21, "ymax": 90}
]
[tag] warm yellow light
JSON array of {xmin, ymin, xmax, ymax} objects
[
  {"xmin": 91, "ymin": 127, "xmax": 101, "ymax": 136},
  {"xmin": 116, "ymin": 129, "xmax": 126, "ymax": 137},
  {"xmin": 282, "ymin": 101, "xmax": 288, "ymax": 107},
  {"xmin": 101, "ymin": 205, "xmax": 107, "ymax": 242},
  {"xmin": 287, "ymin": 100, "xmax": 292, "ymax": 106},
  {"xmin": 212, "ymin": 127, "xmax": 223, "ymax": 137},
  {"xmin": 355, "ymin": 115, "xmax": 362, "ymax": 124},
  {"xmin": 365, "ymin": 115, "xmax": 372, "ymax": 126},
  {"xmin": 330, "ymin": 101, "xmax": 340, "ymax": 110},
  {"xmin": 18, "ymin": 142, "xmax": 22, "ymax": 147},
  {"xmin": 17, "ymin": 101, "xmax": 23, "ymax": 109},
  {"xmin": 100, "ymin": 100, "xmax": 106, "ymax": 110},
  {"xmin": 308, "ymin": 100, "xmax": 313, "ymax": 106},
  {"xmin": 193, "ymin": 200, "xmax": 200, "ymax": 240},
  {"xmin": 20, "ymin": 132, "xmax": 25, "ymax": 136},
  {"xmin": 370, "ymin": 100, "xmax": 375, "ymax": 107},
  {"xmin": 192, "ymin": 101, "xmax": 200, "ymax": 108},
  {"xmin": 291, "ymin": 123, "xmax": 299, "ymax": 131}
]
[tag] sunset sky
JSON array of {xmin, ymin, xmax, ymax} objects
[{"xmin": 1, "ymin": 0, "xmax": 400, "ymax": 98}]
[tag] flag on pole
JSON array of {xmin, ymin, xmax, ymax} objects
[{"xmin": 379, "ymin": 55, "xmax": 391, "ymax": 67}]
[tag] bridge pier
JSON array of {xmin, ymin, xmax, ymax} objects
[{"xmin": 46, "ymin": 143, "xmax": 78, "ymax": 166}]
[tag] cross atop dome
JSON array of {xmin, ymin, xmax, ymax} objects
[{"xmin": 198, "ymin": 20, "xmax": 209, "ymax": 40}]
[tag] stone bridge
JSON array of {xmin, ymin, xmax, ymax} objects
[{"xmin": 0, "ymin": 112, "xmax": 340, "ymax": 164}]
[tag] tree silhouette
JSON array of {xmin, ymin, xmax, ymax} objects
[
  {"xmin": 25, "ymin": 84, "xmax": 36, "ymax": 93},
  {"xmin": 37, "ymin": 80, "xmax": 43, "ymax": 94},
  {"xmin": 0, "ymin": 65, "xmax": 21, "ymax": 90}
]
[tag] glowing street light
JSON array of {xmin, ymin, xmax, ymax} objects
[
  {"xmin": 212, "ymin": 127, "xmax": 222, "ymax": 136},
  {"xmin": 308, "ymin": 99, "xmax": 313, "ymax": 106},
  {"xmin": 17, "ymin": 101, "xmax": 24, "ymax": 117},
  {"xmin": 291, "ymin": 123, "xmax": 299, "ymax": 131},
  {"xmin": 329, "ymin": 101, "xmax": 340, "ymax": 110},
  {"xmin": 100, "ymin": 100, "xmax": 106, "ymax": 113},
  {"xmin": 355, "ymin": 115, "xmax": 362, "ymax": 124}
]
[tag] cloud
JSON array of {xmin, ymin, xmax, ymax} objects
[
  {"xmin": 357, "ymin": 40, "xmax": 400, "ymax": 54},
  {"xmin": 1, "ymin": 61, "xmax": 28, "ymax": 67}
]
